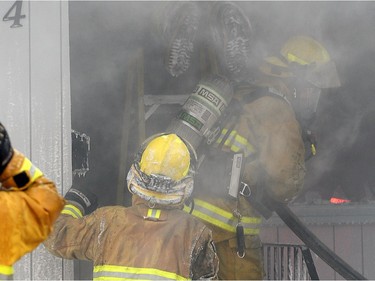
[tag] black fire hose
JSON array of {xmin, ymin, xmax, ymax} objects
[{"xmin": 268, "ymin": 197, "xmax": 367, "ymax": 280}]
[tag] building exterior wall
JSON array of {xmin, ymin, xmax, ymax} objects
[
  {"xmin": 0, "ymin": 0, "xmax": 72, "ymax": 279},
  {"xmin": 260, "ymin": 204, "xmax": 375, "ymax": 280}
]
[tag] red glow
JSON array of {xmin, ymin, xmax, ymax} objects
[{"xmin": 330, "ymin": 197, "xmax": 351, "ymax": 204}]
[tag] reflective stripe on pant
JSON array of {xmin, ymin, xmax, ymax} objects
[
  {"xmin": 0, "ymin": 265, "xmax": 14, "ymax": 280},
  {"xmin": 93, "ymin": 265, "xmax": 189, "ymax": 281},
  {"xmin": 183, "ymin": 198, "xmax": 261, "ymax": 235}
]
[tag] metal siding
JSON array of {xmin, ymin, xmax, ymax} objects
[
  {"xmin": 261, "ymin": 205, "xmax": 375, "ymax": 279},
  {"xmin": 0, "ymin": 0, "xmax": 71, "ymax": 280},
  {"xmin": 362, "ymin": 225, "xmax": 375, "ymax": 279},
  {"xmin": 283, "ymin": 225, "xmax": 336, "ymax": 280},
  {"xmin": 261, "ymin": 224, "xmax": 336, "ymax": 279},
  {"xmin": 0, "ymin": 0, "xmax": 32, "ymax": 279},
  {"xmin": 0, "ymin": 0, "xmax": 30, "ymax": 151},
  {"xmin": 30, "ymin": 1, "xmax": 64, "ymax": 279},
  {"xmin": 308, "ymin": 226, "xmax": 336, "ymax": 280},
  {"xmin": 260, "ymin": 226, "xmax": 278, "ymax": 243},
  {"xmin": 334, "ymin": 225, "xmax": 364, "ymax": 279},
  {"xmin": 277, "ymin": 226, "xmax": 304, "ymax": 245},
  {"xmin": 272, "ymin": 227, "xmax": 307, "ymax": 280}
]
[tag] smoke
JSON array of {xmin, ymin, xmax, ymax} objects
[
  {"xmin": 70, "ymin": 1, "xmax": 375, "ymax": 205},
  {"xmin": 69, "ymin": 1, "xmax": 157, "ymax": 205}
]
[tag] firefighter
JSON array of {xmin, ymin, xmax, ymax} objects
[
  {"xmin": 44, "ymin": 133, "xmax": 219, "ymax": 280},
  {"xmin": 191, "ymin": 35, "xmax": 340, "ymax": 280},
  {"xmin": 258, "ymin": 35, "xmax": 341, "ymax": 159},
  {"xmin": 184, "ymin": 37, "xmax": 339, "ymax": 280},
  {"xmin": 0, "ymin": 122, "xmax": 65, "ymax": 280},
  {"xmin": 156, "ymin": 2, "xmax": 340, "ymax": 280},
  {"xmin": 157, "ymin": 2, "xmax": 271, "ymax": 279}
]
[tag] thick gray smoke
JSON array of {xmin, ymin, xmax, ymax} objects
[{"xmin": 70, "ymin": 1, "xmax": 375, "ymax": 205}]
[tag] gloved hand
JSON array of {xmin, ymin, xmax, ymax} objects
[
  {"xmin": 64, "ymin": 185, "xmax": 98, "ymax": 215},
  {"xmin": 0, "ymin": 122, "xmax": 14, "ymax": 175}
]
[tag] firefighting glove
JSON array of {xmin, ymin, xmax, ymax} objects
[
  {"xmin": 0, "ymin": 122, "xmax": 14, "ymax": 175},
  {"xmin": 65, "ymin": 185, "xmax": 98, "ymax": 215}
]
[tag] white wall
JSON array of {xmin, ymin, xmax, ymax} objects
[{"xmin": 0, "ymin": 0, "xmax": 72, "ymax": 279}]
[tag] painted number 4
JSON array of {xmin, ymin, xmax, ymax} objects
[{"xmin": 3, "ymin": 0, "xmax": 25, "ymax": 28}]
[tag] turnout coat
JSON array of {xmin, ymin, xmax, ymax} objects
[
  {"xmin": 0, "ymin": 150, "xmax": 65, "ymax": 280},
  {"xmin": 44, "ymin": 195, "xmax": 219, "ymax": 280}
]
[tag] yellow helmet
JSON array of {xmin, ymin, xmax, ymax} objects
[
  {"xmin": 281, "ymin": 35, "xmax": 331, "ymax": 66},
  {"xmin": 260, "ymin": 36, "xmax": 341, "ymax": 88},
  {"xmin": 127, "ymin": 133, "xmax": 196, "ymax": 206},
  {"xmin": 140, "ymin": 134, "xmax": 191, "ymax": 181}
]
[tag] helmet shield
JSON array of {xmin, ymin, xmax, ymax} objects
[
  {"xmin": 260, "ymin": 56, "xmax": 340, "ymax": 89},
  {"xmin": 306, "ymin": 60, "xmax": 341, "ymax": 89},
  {"xmin": 126, "ymin": 133, "xmax": 196, "ymax": 206},
  {"xmin": 292, "ymin": 84, "xmax": 321, "ymax": 126},
  {"xmin": 126, "ymin": 163, "xmax": 193, "ymax": 206},
  {"xmin": 280, "ymin": 36, "xmax": 341, "ymax": 89}
]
